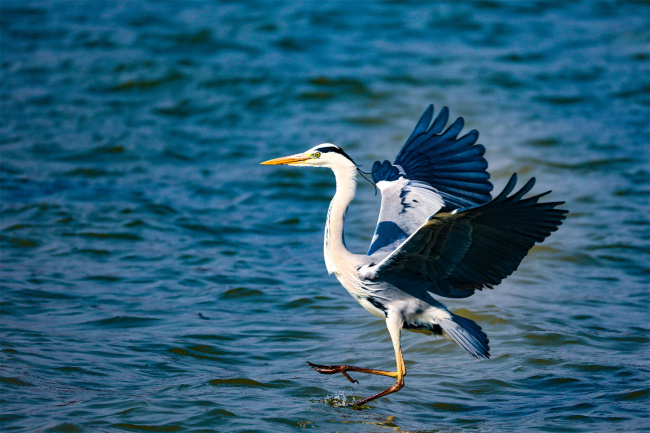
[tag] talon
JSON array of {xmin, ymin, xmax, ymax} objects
[
  {"xmin": 307, "ymin": 361, "xmax": 331, "ymax": 371},
  {"xmin": 306, "ymin": 362, "xmax": 357, "ymax": 383},
  {"xmin": 307, "ymin": 362, "xmax": 339, "ymax": 375},
  {"xmin": 341, "ymin": 371, "xmax": 358, "ymax": 384}
]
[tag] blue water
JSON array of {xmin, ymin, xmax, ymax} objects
[{"xmin": 1, "ymin": 1, "xmax": 649, "ymax": 431}]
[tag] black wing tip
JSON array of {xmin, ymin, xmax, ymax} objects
[
  {"xmin": 371, "ymin": 159, "xmax": 401, "ymax": 183},
  {"xmin": 393, "ymin": 105, "xmax": 492, "ymax": 208},
  {"xmin": 494, "ymin": 174, "xmax": 519, "ymax": 199},
  {"xmin": 421, "ymin": 104, "xmax": 435, "ymax": 125},
  {"xmin": 407, "ymin": 104, "xmax": 436, "ymax": 143},
  {"xmin": 512, "ymin": 177, "xmax": 537, "ymax": 200},
  {"xmin": 497, "ymin": 175, "xmax": 567, "ymax": 207}
]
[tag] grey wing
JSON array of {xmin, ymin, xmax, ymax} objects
[
  {"xmin": 367, "ymin": 176, "xmax": 444, "ymax": 256},
  {"xmin": 363, "ymin": 174, "xmax": 568, "ymax": 298},
  {"xmin": 367, "ymin": 104, "xmax": 493, "ymax": 257}
]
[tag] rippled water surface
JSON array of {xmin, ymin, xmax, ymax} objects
[{"xmin": 1, "ymin": 1, "xmax": 649, "ymax": 432}]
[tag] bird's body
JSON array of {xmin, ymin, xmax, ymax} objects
[
  {"xmin": 262, "ymin": 105, "xmax": 567, "ymax": 406},
  {"xmin": 316, "ymin": 151, "xmax": 481, "ymax": 356}
]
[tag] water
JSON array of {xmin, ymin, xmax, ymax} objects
[{"xmin": 1, "ymin": 1, "xmax": 649, "ymax": 431}]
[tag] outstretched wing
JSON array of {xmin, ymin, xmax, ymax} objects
[
  {"xmin": 368, "ymin": 105, "xmax": 493, "ymax": 256},
  {"xmin": 362, "ymin": 174, "xmax": 568, "ymax": 298}
]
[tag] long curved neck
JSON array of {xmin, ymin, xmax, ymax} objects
[{"xmin": 324, "ymin": 164, "xmax": 360, "ymax": 274}]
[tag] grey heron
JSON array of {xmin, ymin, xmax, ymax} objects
[{"xmin": 261, "ymin": 105, "xmax": 567, "ymax": 406}]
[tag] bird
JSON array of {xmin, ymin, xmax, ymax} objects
[{"xmin": 261, "ymin": 104, "xmax": 567, "ymax": 406}]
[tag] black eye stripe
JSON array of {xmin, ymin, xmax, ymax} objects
[{"xmin": 315, "ymin": 146, "xmax": 355, "ymax": 164}]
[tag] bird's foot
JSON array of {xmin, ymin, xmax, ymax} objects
[
  {"xmin": 307, "ymin": 361, "xmax": 399, "ymax": 381},
  {"xmin": 307, "ymin": 361, "xmax": 406, "ymax": 406},
  {"xmin": 307, "ymin": 361, "xmax": 359, "ymax": 384},
  {"xmin": 352, "ymin": 376, "xmax": 404, "ymax": 406}
]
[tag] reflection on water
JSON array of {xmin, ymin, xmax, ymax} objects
[{"xmin": 1, "ymin": 1, "xmax": 649, "ymax": 432}]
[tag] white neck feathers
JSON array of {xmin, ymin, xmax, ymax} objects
[{"xmin": 324, "ymin": 164, "xmax": 359, "ymax": 274}]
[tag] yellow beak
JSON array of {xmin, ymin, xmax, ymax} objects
[{"xmin": 260, "ymin": 153, "xmax": 309, "ymax": 165}]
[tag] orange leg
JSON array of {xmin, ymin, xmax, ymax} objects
[{"xmin": 308, "ymin": 313, "xmax": 406, "ymax": 406}]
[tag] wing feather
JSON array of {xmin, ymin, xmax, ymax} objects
[
  {"xmin": 363, "ymin": 174, "xmax": 568, "ymax": 298},
  {"xmin": 367, "ymin": 105, "xmax": 493, "ymax": 256}
]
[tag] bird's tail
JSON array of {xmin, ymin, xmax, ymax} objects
[{"xmin": 437, "ymin": 312, "xmax": 490, "ymax": 359}]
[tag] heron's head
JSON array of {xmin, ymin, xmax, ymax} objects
[{"xmin": 261, "ymin": 144, "xmax": 356, "ymax": 170}]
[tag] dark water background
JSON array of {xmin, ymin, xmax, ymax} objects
[{"xmin": 1, "ymin": 1, "xmax": 649, "ymax": 432}]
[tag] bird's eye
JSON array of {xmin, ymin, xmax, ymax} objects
[{"xmin": 313, "ymin": 151, "xmax": 321, "ymax": 158}]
